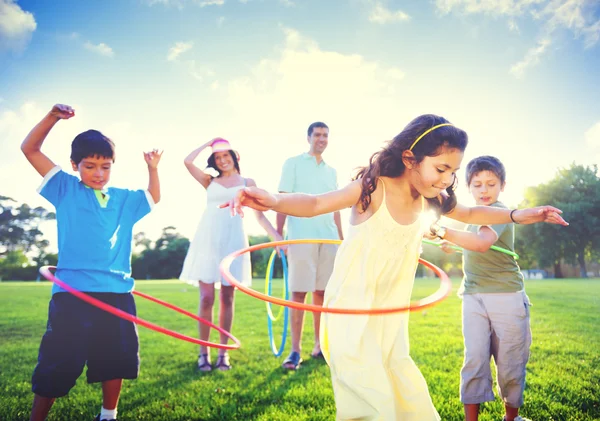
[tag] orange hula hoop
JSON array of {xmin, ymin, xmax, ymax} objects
[{"xmin": 220, "ymin": 239, "xmax": 452, "ymax": 315}]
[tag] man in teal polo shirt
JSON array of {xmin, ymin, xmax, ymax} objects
[{"xmin": 277, "ymin": 121, "xmax": 344, "ymax": 370}]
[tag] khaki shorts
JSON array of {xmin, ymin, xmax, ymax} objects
[
  {"xmin": 460, "ymin": 291, "xmax": 532, "ymax": 408},
  {"xmin": 287, "ymin": 243, "xmax": 338, "ymax": 293}
]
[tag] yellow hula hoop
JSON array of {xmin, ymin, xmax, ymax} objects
[{"xmin": 264, "ymin": 250, "xmax": 287, "ymax": 321}]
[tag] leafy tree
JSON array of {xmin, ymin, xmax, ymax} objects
[
  {"xmin": 0, "ymin": 195, "xmax": 55, "ymax": 257},
  {"xmin": 519, "ymin": 164, "xmax": 600, "ymax": 278},
  {"xmin": 132, "ymin": 227, "xmax": 190, "ymax": 279},
  {"xmin": 249, "ymin": 235, "xmax": 283, "ymax": 279}
]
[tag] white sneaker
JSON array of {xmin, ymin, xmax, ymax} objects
[{"xmin": 503, "ymin": 417, "xmax": 532, "ymax": 421}]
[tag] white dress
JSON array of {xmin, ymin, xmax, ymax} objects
[
  {"xmin": 179, "ymin": 180, "xmax": 251, "ymax": 287},
  {"xmin": 321, "ymin": 179, "xmax": 440, "ymax": 421}
]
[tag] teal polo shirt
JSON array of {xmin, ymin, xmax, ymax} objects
[{"xmin": 278, "ymin": 153, "xmax": 339, "ymax": 240}]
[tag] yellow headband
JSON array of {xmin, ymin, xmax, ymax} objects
[{"xmin": 409, "ymin": 123, "xmax": 453, "ymax": 151}]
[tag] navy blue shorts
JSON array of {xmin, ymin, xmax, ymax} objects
[{"xmin": 32, "ymin": 292, "xmax": 140, "ymax": 398}]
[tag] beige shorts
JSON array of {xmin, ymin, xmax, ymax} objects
[
  {"xmin": 287, "ymin": 243, "xmax": 338, "ymax": 293},
  {"xmin": 460, "ymin": 291, "xmax": 532, "ymax": 408}
]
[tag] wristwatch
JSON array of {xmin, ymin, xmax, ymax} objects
[{"xmin": 430, "ymin": 223, "xmax": 447, "ymax": 239}]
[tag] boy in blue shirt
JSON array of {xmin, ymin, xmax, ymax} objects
[{"xmin": 21, "ymin": 104, "xmax": 162, "ymax": 421}]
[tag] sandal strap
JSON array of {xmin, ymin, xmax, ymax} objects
[
  {"xmin": 216, "ymin": 354, "xmax": 231, "ymax": 368},
  {"xmin": 197, "ymin": 354, "xmax": 212, "ymax": 368},
  {"xmin": 283, "ymin": 351, "xmax": 302, "ymax": 366}
]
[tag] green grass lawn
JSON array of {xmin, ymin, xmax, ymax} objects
[{"xmin": 1, "ymin": 277, "xmax": 599, "ymax": 421}]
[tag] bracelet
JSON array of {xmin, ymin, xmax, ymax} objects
[{"xmin": 510, "ymin": 209, "xmax": 519, "ymax": 224}]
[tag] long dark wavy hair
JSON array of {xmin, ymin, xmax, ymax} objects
[
  {"xmin": 354, "ymin": 114, "xmax": 468, "ymax": 216},
  {"xmin": 206, "ymin": 150, "xmax": 241, "ymax": 177}
]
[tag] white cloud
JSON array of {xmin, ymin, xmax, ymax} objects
[
  {"xmin": 227, "ymin": 27, "xmax": 406, "ymax": 115},
  {"xmin": 166, "ymin": 42, "xmax": 215, "ymax": 82},
  {"xmin": 585, "ymin": 120, "xmax": 600, "ymax": 166},
  {"xmin": 185, "ymin": 60, "xmax": 215, "ymax": 81},
  {"xmin": 216, "ymin": 16, "xmax": 225, "ymax": 27},
  {"xmin": 435, "ymin": 0, "xmax": 600, "ymax": 77},
  {"xmin": 435, "ymin": 0, "xmax": 544, "ymax": 17},
  {"xmin": 167, "ymin": 41, "xmax": 193, "ymax": 61},
  {"xmin": 279, "ymin": 0, "xmax": 295, "ymax": 6},
  {"xmin": 509, "ymin": 37, "xmax": 550, "ymax": 77},
  {"xmin": 508, "ymin": 18, "xmax": 520, "ymax": 32},
  {"xmin": 585, "ymin": 121, "xmax": 600, "ymax": 148},
  {"xmin": 197, "ymin": 0, "xmax": 224, "ymax": 6},
  {"xmin": 369, "ymin": 3, "xmax": 410, "ymax": 24},
  {"xmin": 224, "ymin": 27, "xmax": 409, "ymax": 191},
  {"xmin": 83, "ymin": 41, "xmax": 114, "ymax": 57},
  {"xmin": 0, "ymin": 0, "xmax": 37, "ymax": 52},
  {"xmin": 143, "ymin": 0, "xmax": 224, "ymax": 7}
]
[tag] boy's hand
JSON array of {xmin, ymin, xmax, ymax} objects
[
  {"xmin": 144, "ymin": 149, "xmax": 163, "ymax": 169},
  {"xmin": 440, "ymin": 241, "xmax": 456, "ymax": 254},
  {"xmin": 49, "ymin": 104, "xmax": 75, "ymax": 120}
]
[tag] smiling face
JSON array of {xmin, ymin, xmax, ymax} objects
[
  {"xmin": 213, "ymin": 150, "xmax": 236, "ymax": 173},
  {"xmin": 71, "ymin": 155, "xmax": 113, "ymax": 190},
  {"xmin": 409, "ymin": 147, "xmax": 464, "ymax": 198},
  {"xmin": 468, "ymin": 170, "xmax": 505, "ymax": 206},
  {"xmin": 307, "ymin": 127, "xmax": 329, "ymax": 155}
]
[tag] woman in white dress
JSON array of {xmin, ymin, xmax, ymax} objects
[{"xmin": 180, "ymin": 138, "xmax": 282, "ymax": 371}]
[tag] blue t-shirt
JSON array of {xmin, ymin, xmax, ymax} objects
[
  {"xmin": 278, "ymin": 153, "xmax": 339, "ymax": 240},
  {"xmin": 38, "ymin": 166, "xmax": 154, "ymax": 294}
]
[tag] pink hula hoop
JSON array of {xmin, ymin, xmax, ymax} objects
[{"xmin": 39, "ymin": 266, "xmax": 241, "ymax": 350}]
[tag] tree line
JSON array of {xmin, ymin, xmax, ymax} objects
[{"xmin": 1, "ymin": 164, "xmax": 598, "ymax": 281}]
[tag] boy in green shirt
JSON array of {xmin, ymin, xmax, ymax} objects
[{"xmin": 435, "ymin": 156, "xmax": 532, "ymax": 421}]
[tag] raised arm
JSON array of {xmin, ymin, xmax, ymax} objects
[
  {"xmin": 223, "ymin": 179, "xmax": 362, "ymax": 218},
  {"xmin": 183, "ymin": 140, "xmax": 214, "ymax": 189},
  {"xmin": 445, "ymin": 201, "xmax": 568, "ymax": 226},
  {"xmin": 144, "ymin": 149, "xmax": 163, "ymax": 204},
  {"xmin": 21, "ymin": 104, "xmax": 74, "ymax": 177}
]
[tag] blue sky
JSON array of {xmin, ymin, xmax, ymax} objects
[{"xmin": 1, "ymin": 0, "xmax": 599, "ymax": 247}]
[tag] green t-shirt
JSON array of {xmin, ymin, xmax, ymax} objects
[{"xmin": 461, "ymin": 201, "xmax": 524, "ymax": 294}]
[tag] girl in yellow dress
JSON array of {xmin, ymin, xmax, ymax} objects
[{"xmin": 223, "ymin": 114, "xmax": 568, "ymax": 420}]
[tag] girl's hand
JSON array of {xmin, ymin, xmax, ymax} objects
[
  {"xmin": 513, "ymin": 206, "xmax": 569, "ymax": 226},
  {"xmin": 49, "ymin": 104, "xmax": 75, "ymax": 120},
  {"xmin": 144, "ymin": 149, "xmax": 163, "ymax": 169},
  {"xmin": 220, "ymin": 186, "xmax": 277, "ymax": 217}
]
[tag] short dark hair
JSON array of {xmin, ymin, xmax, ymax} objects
[
  {"xmin": 307, "ymin": 122, "xmax": 329, "ymax": 136},
  {"xmin": 466, "ymin": 156, "xmax": 506, "ymax": 185},
  {"xmin": 70, "ymin": 130, "xmax": 115, "ymax": 165}
]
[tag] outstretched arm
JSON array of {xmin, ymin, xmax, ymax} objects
[
  {"xmin": 144, "ymin": 149, "xmax": 163, "ymax": 204},
  {"xmin": 223, "ymin": 179, "xmax": 362, "ymax": 218},
  {"xmin": 183, "ymin": 140, "xmax": 214, "ymax": 189},
  {"xmin": 445, "ymin": 201, "xmax": 568, "ymax": 226},
  {"xmin": 21, "ymin": 104, "xmax": 75, "ymax": 177}
]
